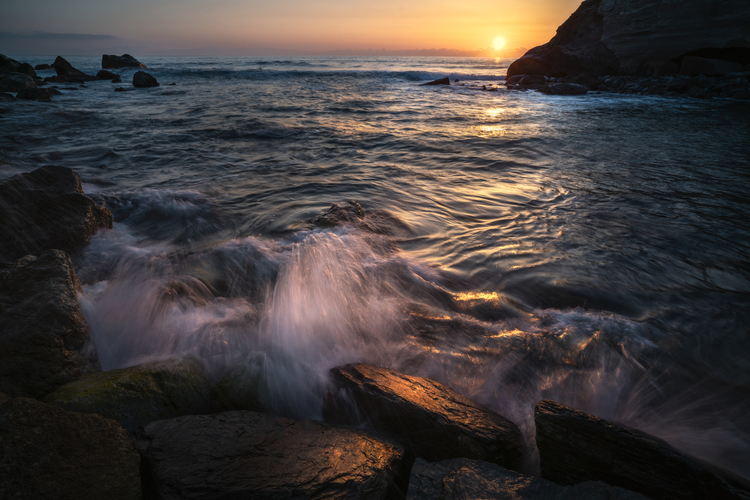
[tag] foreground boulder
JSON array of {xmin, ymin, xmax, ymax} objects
[
  {"xmin": 133, "ymin": 71, "xmax": 159, "ymax": 87},
  {"xmin": 52, "ymin": 56, "xmax": 97, "ymax": 82},
  {"xmin": 0, "ymin": 250, "xmax": 99, "ymax": 398},
  {"xmin": 102, "ymin": 53, "xmax": 146, "ymax": 69},
  {"xmin": 44, "ymin": 357, "xmax": 213, "ymax": 433},
  {"xmin": 0, "ymin": 54, "xmax": 20, "ymax": 73},
  {"xmin": 137, "ymin": 410, "xmax": 408, "ymax": 499},
  {"xmin": 0, "ymin": 395, "xmax": 141, "ymax": 499},
  {"xmin": 0, "ymin": 71, "xmax": 36, "ymax": 93},
  {"xmin": 507, "ymin": 0, "xmax": 750, "ymax": 77},
  {"xmin": 0, "ymin": 165, "xmax": 113, "ymax": 261},
  {"xmin": 211, "ymin": 355, "xmax": 264, "ymax": 411},
  {"xmin": 324, "ymin": 364, "xmax": 524, "ymax": 469},
  {"xmin": 535, "ymin": 400, "xmax": 750, "ymax": 500},
  {"xmin": 407, "ymin": 458, "xmax": 648, "ymax": 500}
]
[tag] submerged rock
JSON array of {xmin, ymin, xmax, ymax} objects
[
  {"xmin": 0, "ymin": 250, "xmax": 99, "ymax": 398},
  {"xmin": 133, "ymin": 70, "xmax": 159, "ymax": 87},
  {"xmin": 407, "ymin": 458, "xmax": 648, "ymax": 500},
  {"xmin": 310, "ymin": 199, "xmax": 366, "ymax": 227},
  {"xmin": 102, "ymin": 53, "xmax": 146, "ymax": 69},
  {"xmin": 44, "ymin": 357, "xmax": 213, "ymax": 433},
  {"xmin": 420, "ymin": 77, "xmax": 451, "ymax": 86},
  {"xmin": 324, "ymin": 364, "xmax": 524, "ymax": 470},
  {"xmin": 53, "ymin": 56, "xmax": 97, "ymax": 82},
  {"xmin": 535, "ymin": 400, "xmax": 750, "ymax": 500},
  {"xmin": 136, "ymin": 410, "xmax": 408, "ymax": 499},
  {"xmin": 0, "ymin": 165, "xmax": 112, "ymax": 261},
  {"xmin": 0, "ymin": 395, "xmax": 141, "ymax": 500}
]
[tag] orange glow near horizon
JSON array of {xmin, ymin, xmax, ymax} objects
[{"xmin": 2, "ymin": 0, "xmax": 583, "ymax": 56}]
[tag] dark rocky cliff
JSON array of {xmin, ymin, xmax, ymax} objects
[{"xmin": 508, "ymin": 0, "xmax": 750, "ymax": 77}]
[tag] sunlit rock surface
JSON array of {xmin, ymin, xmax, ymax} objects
[
  {"xmin": 324, "ymin": 364, "xmax": 524, "ymax": 470},
  {"xmin": 407, "ymin": 457, "xmax": 648, "ymax": 500},
  {"xmin": 535, "ymin": 400, "xmax": 750, "ymax": 500},
  {"xmin": 136, "ymin": 410, "xmax": 408, "ymax": 499},
  {"xmin": 507, "ymin": 0, "xmax": 750, "ymax": 77},
  {"xmin": 44, "ymin": 357, "xmax": 213, "ymax": 433},
  {"xmin": 0, "ymin": 165, "xmax": 112, "ymax": 261},
  {"xmin": 0, "ymin": 395, "xmax": 141, "ymax": 500},
  {"xmin": 0, "ymin": 250, "xmax": 99, "ymax": 398}
]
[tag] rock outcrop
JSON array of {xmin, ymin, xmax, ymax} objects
[
  {"xmin": 133, "ymin": 71, "xmax": 159, "ymax": 87},
  {"xmin": 324, "ymin": 364, "xmax": 524, "ymax": 470},
  {"xmin": 136, "ymin": 410, "xmax": 408, "ymax": 499},
  {"xmin": 96, "ymin": 69, "xmax": 119, "ymax": 80},
  {"xmin": 102, "ymin": 54, "xmax": 146, "ymax": 69},
  {"xmin": 0, "ymin": 165, "xmax": 113, "ymax": 261},
  {"xmin": 507, "ymin": 0, "xmax": 750, "ymax": 78},
  {"xmin": 420, "ymin": 77, "xmax": 451, "ymax": 86},
  {"xmin": 0, "ymin": 250, "xmax": 99, "ymax": 398},
  {"xmin": 51, "ymin": 56, "xmax": 97, "ymax": 82},
  {"xmin": 0, "ymin": 395, "xmax": 141, "ymax": 500},
  {"xmin": 44, "ymin": 357, "xmax": 213, "ymax": 433},
  {"xmin": 535, "ymin": 400, "xmax": 750, "ymax": 500},
  {"xmin": 407, "ymin": 458, "xmax": 648, "ymax": 500}
]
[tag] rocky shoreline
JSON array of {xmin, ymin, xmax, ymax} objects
[{"xmin": 2, "ymin": 165, "xmax": 750, "ymax": 499}]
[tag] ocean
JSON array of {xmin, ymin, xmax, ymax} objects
[{"xmin": 2, "ymin": 55, "xmax": 749, "ymax": 476}]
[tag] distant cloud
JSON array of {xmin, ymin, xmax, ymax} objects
[{"xmin": 0, "ymin": 31, "xmax": 119, "ymax": 41}]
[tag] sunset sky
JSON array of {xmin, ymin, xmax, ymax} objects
[{"xmin": 1, "ymin": 0, "xmax": 581, "ymax": 56}]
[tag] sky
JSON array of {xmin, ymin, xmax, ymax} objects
[{"xmin": 1, "ymin": 0, "xmax": 582, "ymax": 56}]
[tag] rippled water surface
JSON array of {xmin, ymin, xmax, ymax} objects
[{"xmin": 2, "ymin": 55, "xmax": 750, "ymax": 476}]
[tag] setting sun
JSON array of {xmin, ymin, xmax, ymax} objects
[{"xmin": 493, "ymin": 36, "xmax": 507, "ymax": 51}]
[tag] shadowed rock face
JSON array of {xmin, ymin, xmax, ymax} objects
[
  {"xmin": 44, "ymin": 357, "xmax": 213, "ymax": 433},
  {"xmin": 407, "ymin": 458, "xmax": 649, "ymax": 500},
  {"xmin": 507, "ymin": 0, "xmax": 750, "ymax": 77},
  {"xmin": 136, "ymin": 410, "xmax": 408, "ymax": 500},
  {"xmin": 52, "ymin": 56, "xmax": 97, "ymax": 82},
  {"xmin": 133, "ymin": 71, "xmax": 159, "ymax": 88},
  {"xmin": 0, "ymin": 250, "xmax": 99, "ymax": 398},
  {"xmin": 535, "ymin": 400, "xmax": 750, "ymax": 500},
  {"xmin": 0, "ymin": 396, "xmax": 141, "ymax": 500},
  {"xmin": 102, "ymin": 54, "xmax": 146, "ymax": 69},
  {"xmin": 0, "ymin": 165, "xmax": 112, "ymax": 261},
  {"xmin": 324, "ymin": 364, "xmax": 524, "ymax": 470}
]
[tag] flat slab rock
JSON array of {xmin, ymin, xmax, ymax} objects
[
  {"xmin": 0, "ymin": 165, "xmax": 112, "ymax": 261},
  {"xmin": 0, "ymin": 250, "xmax": 99, "ymax": 398},
  {"xmin": 535, "ymin": 400, "xmax": 750, "ymax": 500},
  {"xmin": 324, "ymin": 364, "xmax": 524, "ymax": 469},
  {"xmin": 407, "ymin": 457, "xmax": 648, "ymax": 500},
  {"xmin": 136, "ymin": 410, "xmax": 408, "ymax": 499},
  {"xmin": 0, "ymin": 394, "xmax": 141, "ymax": 500}
]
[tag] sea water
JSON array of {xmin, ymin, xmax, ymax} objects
[{"xmin": 2, "ymin": 55, "xmax": 749, "ymax": 475}]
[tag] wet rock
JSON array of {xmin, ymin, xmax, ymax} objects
[
  {"xmin": 96, "ymin": 69, "xmax": 118, "ymax": 80},
  {"xmin": 102, "ymin": 53, "xmax": 146, "ymax": 69},
  {"xmin": 0, "ymin": 92, "xmax": 16, "ymax": 101},
  {"xmin": 133, "ymin": 70, "xmax": 159, "ymax": 87},
  {"xmin": 539, "ymin": 82, "xmax": 589, "ymax": 95},
  {"xmin": 136, "ymin": 410, "xmax": 408, "ymax": 499},
  {"xmin": 0, "ymin": 54, "xmax": 20, "ymax": 73},
  {"xmin": 407, "ymin": 458, "xmax": 648, "ymax": 500},
  {"xmin": 17, "ymin": 62, "xmax": 36, "ymax": 78},
  {"xmin": 0, "ymin": 250, "xmax": 99, "ymax": 398},
  {"xmin": 310, "ymin": 199, "xmax": 366, "ymax": 227},
  {"xmin": 53, "ymin": 56, "xmax": 97, "ymax": 82},
  {"xmin": 420, "ymin": 77, "xmax": 451, "ymax": 86},
  {"xmin": 535, "ymin": 400, "xmax": 750, "ymax": 500},
  {"xmin": 211, "ymin": 355, "xmax": 263, "ymax": 411},
  {"xmin": 519, "ymin": 74, "xmax": 546, "ymax": 86},
  {"xmin": 0, "ymin": 165, "xmax": 113, "ymax": 261},
  {"xmin": 34, "ymin": 63, "xmax": 52, "ymax": 70},
  {"xmin": 0, "ymin": 395, "xmax": 141, "ymax": 500},
  {"xmin": 44, "ymin": 357, "xmax": 213, "ymax": 433},
  {"xmin": 680, "ymin": 56, "xmax": 745, "ymax": 76},
  {"xmin": 324, "ymin": 364, "xmax": 524, "ymax": 470},
  {"xmin": 16, "ymin": 87, "xmax": 51, "ymax": 100},
  {"xmin": 0, "ymin": 71, "xmax": 37, "ymax": 93}
]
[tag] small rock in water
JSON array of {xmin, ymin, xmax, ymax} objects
[
  {"xmin": 0, "ymin": 91, "xmax": 16, "ymax": 101},
  {"xmin": 136, "ymin": 410, "xmax": 409, "ymax": 499},
  {"xmin": 420, "ymin": 77, "xmax": 451, "ymax": 86},
  {"xmin": 324, "ymin": 364, "xmax": 525, "ymax": 470},
  {"xmin": 96, "ymin": 69, "xmax": 118, "ymax": 80},
  {"xmin": 133, "ymin": 70, "xmax": 159, "ymax": 88},
  {"xmin": 0, "ymin": 395, "xmax": 142, "ymax": 499},
  {"xmin": 34, "ymin": 63, "xmax": 52, "ymax": 70},
  {"xmin": 102, "ymin": 53, "xmax": 146, "ymax": 69},
  {"xmin": 53, "ymin": 55, "xmax": 97, "ymax": 82},
  {"xmin": 407, "ymin": 458, "xmax": 649, "ymax": 500},
  {"xmin": 310, "ymin": 199, "xmax": 365, "ymax": 227},
  {"xmin": 535, "ymin": 400, "xmax": 750, "ymax": 500}
]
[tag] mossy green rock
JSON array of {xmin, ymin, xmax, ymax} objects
[{"xmin": 43, "ymin": 357, "xmax": 213, "ymax": 433}]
